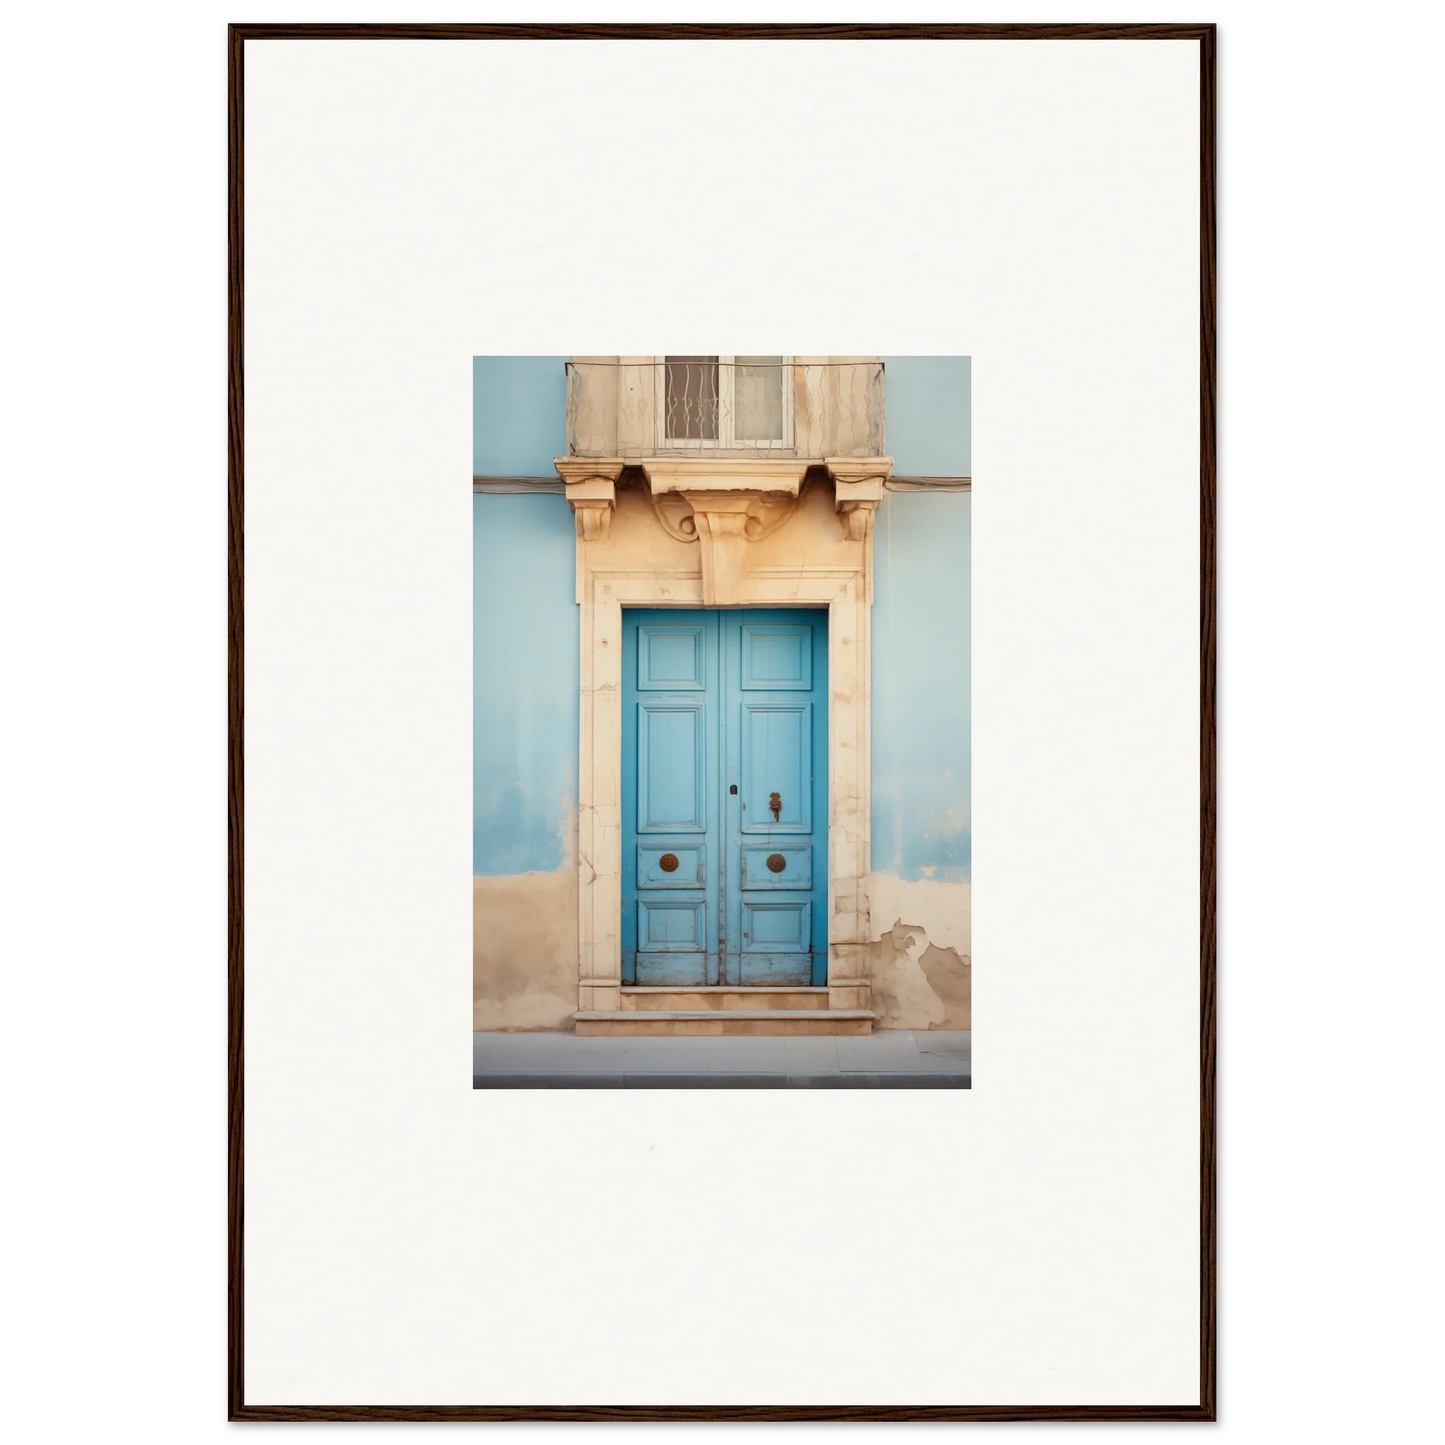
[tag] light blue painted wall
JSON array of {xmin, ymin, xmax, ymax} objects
[
  {"xmin": 871, "ymin": 491, "xmax": 972, "ymax": 882},
  {"xmin": 473, "ymin": 356, "xmax": 568, "ymax": 475},
  {"xmin": 882, "ymin": 356, "xmax": 972, "ymax": 476},
  {"xmin": 473, "ymin": 493, "xmax": 578, "ymax": 874}
]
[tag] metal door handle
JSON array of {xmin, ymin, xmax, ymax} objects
[{"xmin": 769, "ymin": 791, "xmax": 781, "ymax": 821}]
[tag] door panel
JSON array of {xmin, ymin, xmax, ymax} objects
[
  {"xmin": 724, "ymin": 610, "xmax": 828, "ymax": 987},
  {"xmin": 623, "ymin": 607, "xmax": 826, "ymax": 990},
  {"xmin": 634, "ymin": 901, "xmax": 706, "ymax": 985},
  {"xmin": 636, "ymin": 843, "xmax": 707, "ymax": 889},
  {"xmin": 637, "ymin": 899, "xmax": 707, "ymax": 947},
  {"xmin": 637, "ymin": 623, "xmax": 706, "ymax": 690},
  {"xmin": 740, "ymin": 704, "xmax": 811, "ymax": 833},
  {"xmin": 739, "ymin": 899, "xmax": 813, "ymax": 984},
  {"xmin": 741, "ymin": 624, "xmax": 812, "ymax": 690},
  {"xmin": 742, "ymin": 899, "xmax": 811, "ymax": 948},
  {"xmin": 637, "ymin": 704, "xmax": 706, "ymax": 831},
  {"xmin": 740, "ymin": 843, "xmax": 811, "ymax": 890},
  {"xmin": 623, "ymin": 614, "xmax": 720, "ymax": 986}
]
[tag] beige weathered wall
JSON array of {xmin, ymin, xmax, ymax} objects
[
  {"xmin": 473, "ymin": 845, "xmax": 579, "ymax": 1030},
  {"xmin": 866, "ymin": 872, "xmax": 972, "ymax": 1029}
]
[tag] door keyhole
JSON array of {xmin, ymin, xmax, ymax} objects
[{"xmin": 769, "ymin": 791, "xmax": 782, "ymax": 821}]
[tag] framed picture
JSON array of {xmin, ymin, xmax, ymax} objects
[
  {"xmin": 471, "ymin": 353, "xmax": 973, "ymax": 1086},
  {"xmin": 231, "ymin": 23, "xmax": 1215, "ymax": 1419}
]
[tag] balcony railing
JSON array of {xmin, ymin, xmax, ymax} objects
[{"xmin": 565, "ymin": 358, "xmax": 885, "ymax": 460}]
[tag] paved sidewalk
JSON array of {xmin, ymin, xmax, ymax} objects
[{"xmin": 473, "ymin": 1029, "xmax": 970, "ymax": 1088}]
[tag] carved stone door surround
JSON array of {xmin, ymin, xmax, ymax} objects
[{"xmin": 556, "ymin": 453, "xmax": 891, "ymax": 1018}]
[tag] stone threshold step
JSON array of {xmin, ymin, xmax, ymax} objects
[
  {"xmin": 621, "ymin": 986, "xmax": 829, "ymax": 1012},
  {"xmin": 576, "ymin": 1009, "xmax": 874, "ymax": 1037}
]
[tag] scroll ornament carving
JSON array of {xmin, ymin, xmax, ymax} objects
[{"xmin": 644, "ymin": 484, "xmax": 804, "ymax": 546}]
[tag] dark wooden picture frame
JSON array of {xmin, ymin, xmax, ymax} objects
[{"xmin": 228, "ymin": 22, "xmax": 1216, "ymax": 1422}]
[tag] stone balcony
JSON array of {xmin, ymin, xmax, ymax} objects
[{"xmin": 565, "ymin": 356, "xmax": 885, "ymax": 461}]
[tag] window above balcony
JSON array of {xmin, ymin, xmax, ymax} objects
[{"xmin": 660, "ymin": 356, "xmax": 792, "ymax": 451}]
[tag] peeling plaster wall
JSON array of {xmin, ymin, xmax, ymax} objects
[{"xmin": 867, "ymin": 873, "xmax": 972, "ymax": 1029}]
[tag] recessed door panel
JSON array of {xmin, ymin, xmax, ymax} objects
[
  {"xmin": 740, "ymin": 704, "xmax": 810, "ymax": 834},
  {"xmin": 638, "ymin": 899, "xmax": 707, "ymax": 949},
  {"xmin": 739, "ymin": 899, "xmax": 814, "ymax": 986},
  {"xmin": 636, "ymin": 844, "xmax": 706, "ymax": 889},
  {"xmin": 742, "ymin": 899, "xmax": 811, "ymax": 949},
  {"xmin": 741, "ymin": 844, "xmax": 811, "ymax": 890},
  {"xmin": 634, "ymin": 897, "xmax": 707, "ymax": 984},
  {"xmin": 741, "ymin": 624, "xmax": 812, "ymax": 690},
  {"xmin": 637, "ymin": 704, "xmax": 705, "ymax": 832},
  {"xmin": 638, "ymin": 624, "xmax": 705, "ymax": 690}
]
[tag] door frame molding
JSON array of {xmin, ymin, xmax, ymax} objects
[{"xmin": 563, "ymin": 457, "xmax": 889, "ymax": 1017}]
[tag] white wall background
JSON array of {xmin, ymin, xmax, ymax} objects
[{"xmin": 248, "ymin": 31, "xmax": 1199, "ymax": 1408}]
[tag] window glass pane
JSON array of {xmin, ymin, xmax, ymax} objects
[
  {"xmin": 664, "ymin": 357, "xmax": 718, "ymax": 440},
  {"xmin": 734, "ymin": 356, "xmax": 785, "ymax": 441}
]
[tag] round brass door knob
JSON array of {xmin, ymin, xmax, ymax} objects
[
  {"xmin": 766, "ymin": 853, "xmax": 787, "ymax": 873},
  {"xmin": 659, "ymin": 853, "xmax": 680, "ymax": 873}
]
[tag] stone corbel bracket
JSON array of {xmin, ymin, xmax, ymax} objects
[
  {"xmin": 555, "ymin": 458, "xmax": 625, "ymax": 540},
  {"xmin": 643, "ymin": 458, "xmax": 809, "ymax": 606},
  {"xmin": 826, "ymin": 457, "xmax": 893, "ymax": 540}
]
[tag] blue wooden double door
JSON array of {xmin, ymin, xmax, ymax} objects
[{"xmin": 622, "ymin": 609, "xmax": 828, "ymax": 987}]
